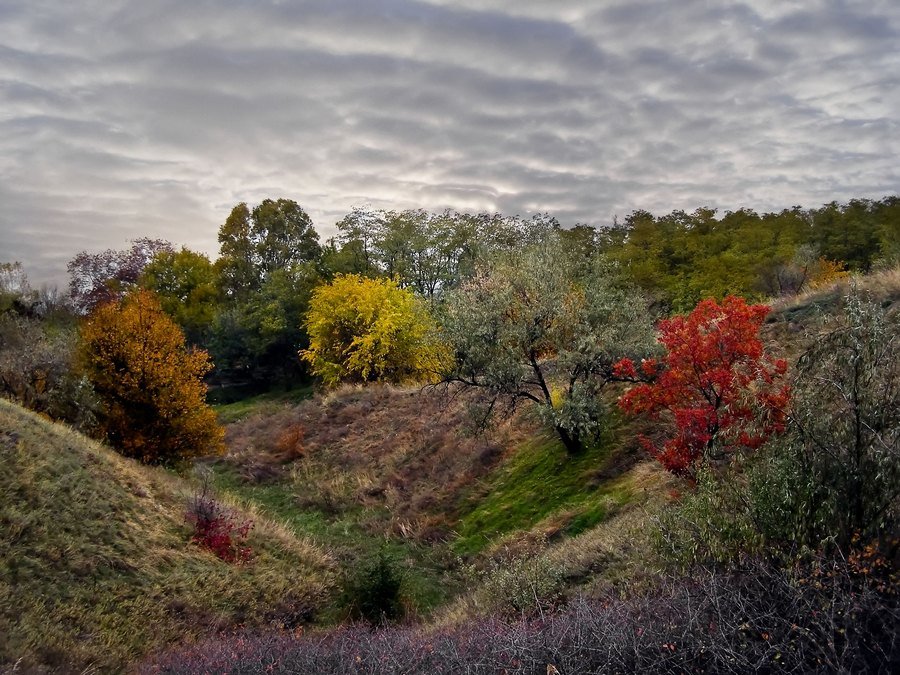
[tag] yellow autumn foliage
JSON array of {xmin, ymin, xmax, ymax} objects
[
  {"xmin": 78, "ymin": 289, "xmax": 224, "ymax": 464},
  {"xmin": 301, "ymin": 274, "xmax": 448, "ymax": 386}
]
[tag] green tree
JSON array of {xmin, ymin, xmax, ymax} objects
[
  {"xmin": 210, "ymin": 263, "xmax": 321, "ymax": 384},
  {"xmin": 217, "ymin": 202, "xmax": 258, "ymax": 302},
  {"xmin": 441, "ymin": 238, "xmax": 657, "ymax": 454},
  {"xmin": 253, "ymin": 198, "xmax": 321, "ymax": 273},
  {"xmin": 140, "ymin": 247, "xmax": 219, "ymax": 345},
  {"xmin": 301, "ymin": 274, "xmax": 446, "ymax": 386},
  {"xmin": 217, "ymin": 198, "xmax": 322, "ymax": 302}
]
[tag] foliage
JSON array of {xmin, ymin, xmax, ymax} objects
[
  {"xmin": 0, "ymin": 261, "xmax": 31, "ymax": 314},
  {"xmin": 0, "ymin": 314, "xmax": 98, "ymax": 431},
  {"xmin": 301, "ymin": 274, "xmax": 447, "ymax": 386},
  {"xmin": 217, "ymin": 199, "xmax": 321, "ymax": 302},
  {"xmin": 77, "ymin": 289, "xmax": 224, "ymax": 464},
  {"xmin": 67, "ymin": 238, "xmax": 173, "ymax": 313},
  {"xmin": 186, "ymin": 475, "xmax": 253, "ymax": 563},
  {"xmin": 140, "ymin": 247, "xmax": 220, "ymax": 345},
  {"xmin": 211, "ymin": 264, "xmax": 321, "ymax": 383},
  {"xmin": 777, "ymin": 289, "xmax": 899, "ymax": 547},
  {"xmin": 343, "ymin": 550, "xmax": 406, "ymax": 625},
  {"xmin": 598, "ymin": 197, "xmax": 900, "ymax": 310},
  {"xmin": 465, "ymin": 545, "xmax": 565, "ymax": 616},
  {"xmin": 657, "ymin": 288, "xmax": 900, "ymax": 564},
  {"xmin": 617, "ymin": 296, "xmax": 789, "ymax": 475},
  {"xmin": 332, "ymin": 208, "xmax": 561, "ymax": 297},
  {"xmin": 441, "ymin": 239, "xmax": 657, "ymax": 454},
  {"xmin": 214, "ymin": 199, "xmax": 323, "ymax": 384}
]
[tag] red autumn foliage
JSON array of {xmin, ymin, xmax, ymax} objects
[
  {"xmin": 615, "ymin": 296, "xmax": 789, "ymax": 476},
  {"xmin": 186, "ymin": 483, "xmax": 253, "ymax": 564}
]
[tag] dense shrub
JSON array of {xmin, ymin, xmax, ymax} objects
[
  {"xmin": 143, "ymin": 557, "xmax": 898, "ymax": 674},
  {"xmin": 0, "ymin": 314, "xmax": 99, "ymax": 431},
  {"xmin": 781, "ymin": 289, "xmax": 900, "ymax": 547},
  {"xmin": 658, "ymin": 289, "xmax": 900, "ymax": 563},
  {"xmin": 343, "ymin": 550, "xmax": 405, "ymax": 625},
  {"xmin": 465, "ymin": 547, "xmax": 564, "ymax": 617},
  {"xmin": 302, "ymin": 274, "xmax": 447, "ymax": 386},
  {"xmin": 617, "ymin": 296, "xmax": 789, "ymax": 476}
]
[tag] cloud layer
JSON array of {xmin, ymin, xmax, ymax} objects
[{"xmin": 1, "ymin": 0, "xmax": 898, "ymax": 285}]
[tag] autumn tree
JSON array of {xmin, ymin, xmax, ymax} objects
[
  {"xmin": 301, "ymin": 274, "xmax": 447, "ymax": 386},
  {"xmin": 441, "ymin": 239, "xmax": 658, "ymax": 454},
  {"xmin": 616, "ymin": 296, "xmax": 789, "ymax": 476},
  {"xmin": 67, "ymin": 238, "xmax": 174, "ymax": 314},
  {"xmin": 78, "ymin": 289, "xmax": 224, "ymax": 464}
]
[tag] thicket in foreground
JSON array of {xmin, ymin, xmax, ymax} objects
[
  {"xmin": 78, "ymin": 289, "xmax": 224, "ymax": 464},
  {"xmin": 143, "ymin": 557, "xmax": 897, "ymax": 674}
]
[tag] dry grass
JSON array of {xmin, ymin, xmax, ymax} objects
[
  {"xmin": 221, "ymin": 384, "xmax": 523, "ymax": 542},
  {"xmin": 0, "ymin": 398, "xmax": 335, "ymax": 674},
  {"xmin": 762, "ymin": 264, "xmax": 900, "ymax": 366},
  {"xmin": 769, "ymin": 264, "xmax": 900, "ymax": 317}
]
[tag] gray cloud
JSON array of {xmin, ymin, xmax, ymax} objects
[{"xmin": 0, "ymin": 0, "xmax": 898, "ymax": 286}]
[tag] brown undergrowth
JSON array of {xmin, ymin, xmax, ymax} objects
[{"xmin": 219, "ymin": 384, "xmax": 530, "ymax": 542}]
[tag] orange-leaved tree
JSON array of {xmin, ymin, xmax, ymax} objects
[
  {"xmin": 615, "ymin": 296, "xmax": 789, "ymax": 476},
  {"xmin": 78, "ymin": 289, "xmax": 224, "ymax": 464}
]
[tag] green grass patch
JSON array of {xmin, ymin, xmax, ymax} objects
[
  {"xmin": 208, "ymin": 465, "xmax": 457, "ymax": 620},
  {"xmin": 212, "ymin": 385, "xmax": 315, "ymax": 424},
  {"xmin": 452, "ymin": 429, "xmax": 634, "ymax": 556}
]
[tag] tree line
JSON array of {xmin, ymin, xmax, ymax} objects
[
  {"xmin": 60, "ymin": 194, "xmax": 900, "ymax": 384},
  {"xmin": 1, "ymin": 194, "xmax": 897, "ymax": 568}
]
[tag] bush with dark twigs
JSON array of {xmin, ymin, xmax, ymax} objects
[
  {"xmin": 186, "ymin": 478, "xmax": 253, "ymax": 564},
  {"xmin": 142, "ymin": 555, "xmax": 898, "ymax": 674}
]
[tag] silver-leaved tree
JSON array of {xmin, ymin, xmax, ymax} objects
[{"xmin": 439, "ymin": 235, "xmax": 658, "ymax": 454}]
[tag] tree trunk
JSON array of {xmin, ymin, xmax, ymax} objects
[{"xmin": 556, "ymin": 425, "xmax": 584, "ymax": 455}]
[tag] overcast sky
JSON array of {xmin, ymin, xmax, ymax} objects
[{"xmin": 1, "ymin": 0, "xmax": 898, "ymax": 286}]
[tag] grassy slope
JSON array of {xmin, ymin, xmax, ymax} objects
[
  {"xmin": 212, "ymin": 385, "xmax": 668, "ymax": 622},
  {"xmin": 452, "ymin": 422, "xmax": 638, "ymax": 556},
  {"xmin": 0, "ymin": 399, "xmax": 334, "ymax": 674}
]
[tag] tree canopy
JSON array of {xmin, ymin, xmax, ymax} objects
[
  {"xmin": 301, "ymin": 274, "xmax": 447, "ymax": 386},
  {"xmin": 440, "ymin": 238, "xmax": 658, "ymax": 454},
  {"xmin": 77, "ymin": 289, "xmax": 224, "ymax": 464}
]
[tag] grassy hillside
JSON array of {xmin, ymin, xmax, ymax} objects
[
  {"xmin": 209, "ymin": 384, "xmax": 672, "ymax": 622},
  {"xmin": 0, "ymin": 398, "xmax": 335, "ymax": 674}
]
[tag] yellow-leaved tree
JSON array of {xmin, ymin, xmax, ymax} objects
[
  {"xmin": 301, "ymin": 274, "xmax": 447, "ymax": 386},
  {"xmin": 78, "ymin": 289, "xmax": 224, "ymax": 464}
]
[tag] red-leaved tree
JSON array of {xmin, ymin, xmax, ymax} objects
[{"xmin": 615, "ymin": 296, "xmax": 789, "ymax": 476}]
